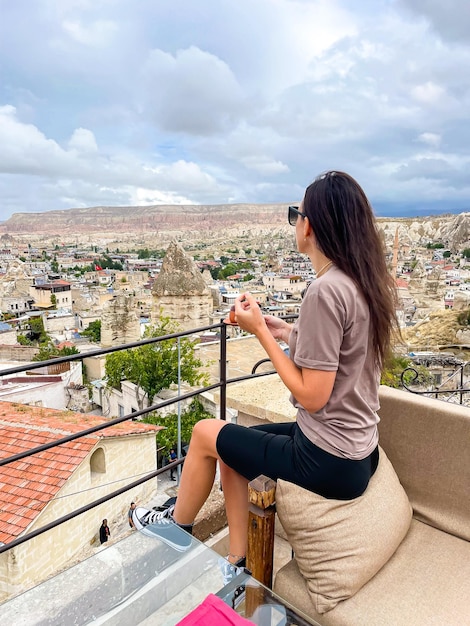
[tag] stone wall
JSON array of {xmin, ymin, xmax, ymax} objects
[{"xmin": 0, "ymin": 345, "xmax": 39, "ymax": 361}]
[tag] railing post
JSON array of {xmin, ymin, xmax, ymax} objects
[
  {"xmin": 246, "ymin": 474, "xmax": 276, "ymax": 588},
  {"xmin": 219, "ymin": 321, "xmax": 227, "ymax": 420},
  {"xmin": 460, "ymin": 365, "xmax": 464, "ymax": 404}
]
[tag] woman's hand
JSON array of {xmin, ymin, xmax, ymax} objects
[
  {"xmin": 264, "ymin": 315, "xmax": 292, "ymax": 343},
  {"xmin": 234, "ymin": 292, "xmax": 265, "ymax": 335},
  {"xmin": 236, "ymin": 294, "xmax": 335, "ymax": 413}
]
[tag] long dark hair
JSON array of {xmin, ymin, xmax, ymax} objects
[{"xmin": 303, "ymin": 171, "xmax": 397, "ymax": 367}]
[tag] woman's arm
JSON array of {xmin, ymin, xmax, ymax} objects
[{"xmin": 235, "ymin": 293, "xmax": 336, "ymax": 414}]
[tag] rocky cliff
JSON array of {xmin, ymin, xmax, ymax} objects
[
  {"xmin": 2, "ymin": 204, "xmax": 470, "ymax": 250},
  {"xmin": 0, "ymin": 204, "xmax": 286, "ymax": 237}
]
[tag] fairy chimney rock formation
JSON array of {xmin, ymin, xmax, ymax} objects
[
  {"xmin": 152, "ymin": 241, "xmax": 213, "ymax": 330},
  {"xmin": 101, "ymin": 294, "xmax": 140, "ymax": 348}
]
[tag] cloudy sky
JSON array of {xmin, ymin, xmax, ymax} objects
[{"xmin": 1, "ymin": 0, "xmax": 469, "ymax": 220}]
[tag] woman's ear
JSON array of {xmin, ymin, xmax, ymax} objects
[
  {"xmin": 303, "ymin": 217, "xmax": 318, "ymax": 247},
  {"xmin": 303, "ymin": 216, "xmax": 312, "ymax": 239}
]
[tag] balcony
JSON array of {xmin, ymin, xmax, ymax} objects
[
  {"xmin": 0, "ymin": 320, "xmax": 469, "ymax": 625},
  {"xmin": 0, "ymin": 321, "xmax": 283, "ymax": 599}
]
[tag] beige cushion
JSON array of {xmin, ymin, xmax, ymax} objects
[
  {"xmin": 276, "ymin": 447, "xmax": 412, "ymax": 614},
  {"xmin": 274, "ymin": 520, "xmax": 470, "ymax": 625}
]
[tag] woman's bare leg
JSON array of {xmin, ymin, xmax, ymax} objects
[
  {"xmin": 172, "ymin": 419, "xmax": 226, "ymax": 524},
  {"xmin": 219, "ymin": 461, "xmax": 249, "ymax": 563},
  {"xmin": 172, "ymin": 419, "xmax": 249, "ymax": 561}
]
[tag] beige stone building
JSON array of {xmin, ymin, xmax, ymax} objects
[
  {"xmin": 0, "ymin": 403, "xmax": 160, "ymax": 601},
  {"xmin": 0, "ymin": 260, "xmax": 34, "ymax": 315},
  {"xmin": 152, "ymin": 241, "xmax": 212, "ymax": 331},
  {"xmin": 29, "ymin": 280, "xmax": 72, "ymax": 309}
]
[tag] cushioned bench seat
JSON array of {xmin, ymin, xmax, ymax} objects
[
  {"xmin": 269, "ymin": 387, "xmax": 470, "ymax": 625},
  {"xmin": 275, "ymin": 519, "xmax": 470, "ymax": 625}
]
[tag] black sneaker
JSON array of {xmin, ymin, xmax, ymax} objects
[{"xmin": 132, "ymin": 505, "xmax": 192, "ymax": 552}]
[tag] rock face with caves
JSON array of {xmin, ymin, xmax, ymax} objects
[{"xmin": 152, "ymin": 241, "xmax": 213, "ymax": 331}]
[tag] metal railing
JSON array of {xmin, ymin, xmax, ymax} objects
[
  {"xmin": 5, "ymin": 313, "xmax": 463, "ymax": 556},
  {"xmin": 0, "ymin": 319, "xmax": 277, "ymax": 555},
  {"xmin": 400, "ymin": 362, "xmax": 470, "ymax": 405}
]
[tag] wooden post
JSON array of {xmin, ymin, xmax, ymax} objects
[{"xmin": 246, "ymin": 474, "xmax": 276, "ymax": 588}]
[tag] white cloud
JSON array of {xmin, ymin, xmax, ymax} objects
[
  {"xmin": 130, "ymin": 187, "xmax": 194, "ymax": 206},
  {"xmin": 140, "ymin": 46, "xmax": 246, "ymax": 135},
  {"xmin": 68, "ymin": 128, "xmax": 98, "ymax": 153},
  {"xmin": 411, "ymin": 81, "xmax": 446, "ymax": 104},
  {"xmin": 62, "ymin": 19, "xmax": 118, "ymax": 46},
  {"xmin": 417, "ymin": 132, "xmax": 441, "ymax": 147},
  {"xmin": 240, "ymin": 156, "xmax": 290, "ymax": 175},
  {"xmin": 0, "ymin": 105, "xmax": 72, "ymax": 176},
  {"xmin": 1, "ymin": 0, "xmax": 470, "ymax": 217}
]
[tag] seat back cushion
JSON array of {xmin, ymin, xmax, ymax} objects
[
  {"xmin": 276, "ymin": 446, "xmax": 412, "ymax": 614},
  {"xmin": 377, "ymin": 385, "xmax": 470, "ymax": 541}
]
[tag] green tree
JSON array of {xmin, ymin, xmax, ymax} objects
[
  {"xmin": 50, "ymin": 293, "xmax": 57, "ymax": 307},
  {"xmin": 219, "ymin": 262, "xmax": 238, "ymax": 279},
  {"xmin": 381, "ymin": 355, "xmax": 433, "ymax": 389},
  {"xmin": 33, "ymin": 343, "xmax": 80, "ymax": 361},
  {"xmin": 143, "ymin": 398, "xmax": 213, "ymax": 457},
  {"xmin": 81, "ymin": 319, "xmax": 102, "ymax": 343},
  {"xmin": 17, "ymin": 334, "xmax": 33, "ymax": 346},
  {"xmin": 105, "ymin": 314, "xmax": 208, "ymax": 409},
  {"xmin": 381, "ymin": 355, "xmax": 412, "ymax": 388},
  {"xmin": 28, "ymin": 317, "xmax": 48, "ymax": 344}
]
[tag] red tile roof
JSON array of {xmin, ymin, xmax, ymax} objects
[
  {"xmin": 0, "ymin": 401, "xmax": 161, "ymax": 544},
  {"xmin": 396, "ymin": 278, "xmax": 409, "ymax": 289}
]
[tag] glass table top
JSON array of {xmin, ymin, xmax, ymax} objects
[{"xmin": 0, "ymin": 526, "xmax": 317, "ymax": 625}]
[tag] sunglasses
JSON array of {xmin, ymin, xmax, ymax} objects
[{"xmin": 288, "ymin": 205, "xmax": 305, "ymax": 226}]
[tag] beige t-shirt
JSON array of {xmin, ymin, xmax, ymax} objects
[{"xmin": 288, "ymin": 266, "xmax": 380, "ymax": 460}]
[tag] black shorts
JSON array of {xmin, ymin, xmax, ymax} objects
[{"xmin": 216, "ymin": 421, "xmax": 379, "ymax": 500}]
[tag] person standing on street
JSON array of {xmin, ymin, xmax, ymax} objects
[
  {"xmin": 99, "ymin": 519, "xmax": 110, "ymax": 544},
  {"xmin": 169, "ymin": 449, "xmax": 177, "ymax": 481},
  {"xmin": 128, "ymin": 502, "xmax": 136, "ymax": 529}
]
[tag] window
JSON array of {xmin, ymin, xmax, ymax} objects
[{"xmin": 118, "ymin": 404, "xmax": 125, "ymax": 418}]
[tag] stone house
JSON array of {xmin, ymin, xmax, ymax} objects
[
  {"xmin": 0, "ymin": 402, "xmax": 160, "ymax": 601},
  {"xmin": 0, "ymin": 292, "xmax": 35, "ymax": 315},
  {"xmin": 0, "ymin": 360, "xmax": 83, "ymax": 410},
  {"xmin": 262, "ymin": 273, "xmax": 307, "ymax": 296},
  {"xmin": 0, "ymin": 261, "xmax": 35, "ymax": 315},
  {"xmin": 29, "ymin": 280, "xmax": 72, "ymax": 309},
  {"xmin": 43, "ymin": 310, "xmax": 76, "ymax": 339},
  {"xmin": 91, "ymin": 378, "xmax": 198, "ymax": 423}
]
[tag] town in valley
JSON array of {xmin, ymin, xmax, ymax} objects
[{"xmin": 2, "ymin": 203, "xmax": 470, "ymax": 602}]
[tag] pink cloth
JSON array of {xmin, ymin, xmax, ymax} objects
[{"xmin": 176, "ymin": 593, "xmax": 255, "ymax": 625}]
